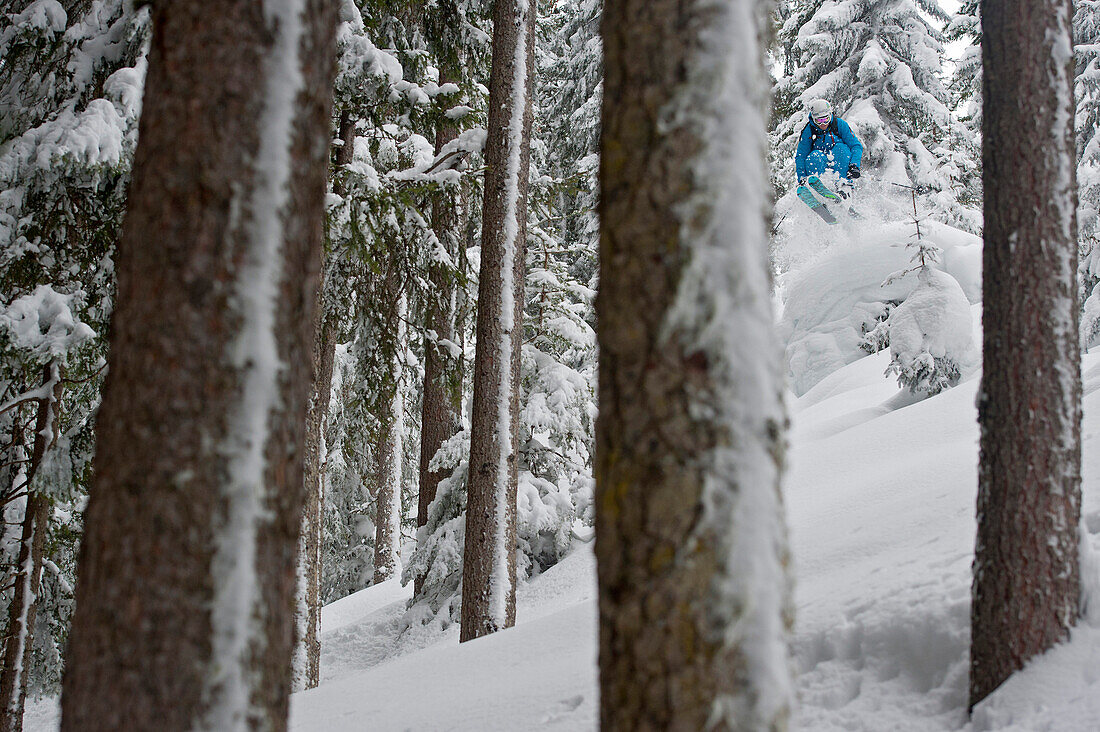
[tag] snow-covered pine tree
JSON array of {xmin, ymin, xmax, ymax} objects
[
  {"xmin": 598, "ymin": 0, "xmax": 792, "ymax": 726},
  {"xmin": 401, "ymin": 253, "xmax": 598, "ymax": 627},
  {"xmin": 773, "ymin": 0, "xmax": 980, "ymax": 231},
  {"xmin": 317, "ymin": 0, "xmax": 487, "ymax": 609},
  {"xmin": 387, "ymin": 0, "xmax": 607, "ymax": 636},
  {"xmin": 415, "ymin": 0, "xmax": 488, "ymax": 597},
  {"xmin": 0, "ymin": 0, "xmax": 148, "ymax": 711},
  {"xmin": 946, "ymin": 0, "xmax": 981, "ymax": 128},
  {"xmin": 883, "ymin": 267, "xmax": 976, "ymax": 395},
  {"xmin": 0, "ymin": 289, "xmax": 95, "ymax": 729},
  {"xmin": 972, "ymin": 0, "xmax": 1082, "ymax": 711},
  {"xmin": 943, "ymin": 0, "xmax": 983, "ymax": 230},
  {"xmin": 513, "ymin": 0, "xmax": 602, "ymax": 576},
  {"xmin": 515, "ymin": 228, "xmax": 596, "ymax": 575},
  {"xmin": 321, "ymin": 344, "xmax": 375, "ymax": 603},
  {"xmin": 537, "ymin": 0, "xmax": 601, "ymax": 288},
  {"xmin": 880, "ymin": 197, "xmax": 978, "ymax": 396},
  {"xmin": 400, "ymin": 428, "xmax": 470, "ymax": 625},
  {"xmin": 1073, "ymin": 0, "xmax": 1100, "ymax": 346},
  {"xmin": 315, "ymin": 1, "xmax": 409, "ymax": 610}
]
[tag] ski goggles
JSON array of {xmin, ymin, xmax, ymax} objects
[{"xmin": 814, "ymin": 115, "xmax": 831, "ymax": 125}]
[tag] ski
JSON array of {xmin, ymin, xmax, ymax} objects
[
  {"xmin": 807, "ymin": 175, "xmax": 842, "ymax": 201},
  {"xmin": 797, "ymin": 185, "xmax": 838, "ymax": 224}
]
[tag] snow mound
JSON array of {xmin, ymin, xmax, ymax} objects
[{"xmin": 778, "ymin": 220, "xmax": 980, "ymax": 395}]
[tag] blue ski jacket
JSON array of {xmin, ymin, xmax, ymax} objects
[{"xmin": 795, "ymin": 115, "xmax": 864, "ymax": 182}]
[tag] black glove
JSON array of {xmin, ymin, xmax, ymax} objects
[{"xmin": 848, "ymin": 164, "xmax": 861, "ymax": 179}]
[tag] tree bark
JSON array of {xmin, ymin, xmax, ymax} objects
[
  {"xmin": 373, "ymin": 273, "xmax": 406, "ymax": 586},
  {"xmin": 460, "ymin": 0, "xmax": 536, "ymax": 643},
  {"xmin": 59, "ymin": 0, "xmax": 338, "ymax": 729},
  {"xmin": 294, "ymin": 264, "xmax": 337, "ymax": 692},
  {"xmin": 596, "ymin": 0, "xmax": 793, "ymax": 729},
  {"xmin": 971, "ymin": 0, "xmax": 1081, "ymax": 711},
  {"xmin": 331, "ymin": 107, "xmax": 355, "ymax": 198},
  {"xmin": 0, "ymin": 364, "xmax": 60, "ymax": 732}
]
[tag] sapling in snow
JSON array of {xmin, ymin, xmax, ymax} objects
[
  {"xmin": 882, "ymin": 194, "xmax": 977, "ymax": 395},
  {"xmin": 884, "ymin": 266, "xmax": 976, "ymax": 394}
]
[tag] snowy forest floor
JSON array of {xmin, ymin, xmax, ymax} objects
[
  {"xmin": 290, "ymin": 334, "xmax": 1100, "ymax": 732},
  {"xmin": 21, "ymin": 210, "xmax": 1100, "ymax": 730},
  {"xmin": 25, "ymin": 318, "xmax": 1100, "ymax": 730}
]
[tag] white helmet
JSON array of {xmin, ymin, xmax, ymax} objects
[{"xmin": 809, "ymin": 98, "xmax": 833, "ymax": 121}]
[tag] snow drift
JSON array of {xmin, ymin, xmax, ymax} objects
[{"xmin": 777, "ymin": 216, "xmax": 981, "ymax": 396}]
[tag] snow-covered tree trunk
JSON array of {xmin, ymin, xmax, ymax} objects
[
  {"xmin": 294, "ymin": 266, "xmax": 337, "ymax": 692},
  {"xmin": 596, "ymin": 0, "xmax": 793, "ymax": 728},
  {"xmin": 971, "ymin": 0, "xmax": 1082, "ymax": 712},
  {"xmin": 293, "ymin": 105, "xmax": 356, "ymax": 690},
  {"xmin": 0, "ymin": 493, "xmax": 47, "ymax": 732},
  {"xmin": 59, "ymin": 0, "xmax": 339, "ymax": 728},
  {"xmin": 373, "ymin": 277, "xmax": 406, "ymax": 586},
  {"xmin": 460, "ymin": 0, "xmax": 536, "ymax": 642},
  {"xmin": 0, "ymin": 365, "xmax": 59, "ymax": 732},
  {"xmin": 417, "ymin": 63, "xmax": 464, "ymax": 583}
]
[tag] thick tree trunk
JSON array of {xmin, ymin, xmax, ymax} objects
[
  {"xmin": 0, "ymin": 365, "xmax": 59, "ymax": 732},
  {"xmin": 971, "ymin": 0, "xmax": 1081, "ymax": 711},
  {"xmin": 596, "ymin": 0, "xmax": 793, "ymax": 729},
  {"xmin": 59, "ymin": 1, "xmax": 338, "ymax": 729},
  {"xmin": 460, "ymin": 0, "xmax": 536, "ymax": 643},
  {"xmin": 415, "ymin": 71, "xmax": 465, "ymax": 597},
  {"xmin": 373, "ymin": 278, "xmax": 406, "ymax": 586}
]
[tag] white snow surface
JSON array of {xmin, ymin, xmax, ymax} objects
[
  {"xmin": 23, "ymin": 312, "xmax": 1100, "ymax": 731},
  {"xmin": 778, "ymin": 219, "xmax": 982, "ymax": 395},
  {"xmin": 280, "ymin": 339, "xmax": 1100, "ymax": 732},
  {"xmin": 22, "ymin": 218, "xmax": 1100, "ymax": 731},
  {"xmin": 279, "ymin": 322, "xmax": 1100, "ymax": 731}
]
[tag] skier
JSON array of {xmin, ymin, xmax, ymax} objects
[{"xmin": 795, "ymin": 99, "xmax": 863, "ymax": 191}]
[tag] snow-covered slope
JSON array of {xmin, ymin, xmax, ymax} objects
[
  {"xmin": 21, "ymin": 277, "xmax": 1100, "ymax": 732},
  {"xmin": 776, "ymin": 214, "xmax": 982, "ymax": 396},
  {"xmin": 291, "ymin": 548, "xmax": 598, "ymax": 730},
  {"xmin": 19, "ymin": 348, "xmax": 1100, "ymax": 732},
  {"xmin": 286, "ymin": 334, "xmax": 1100, "ymax": 732}
]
